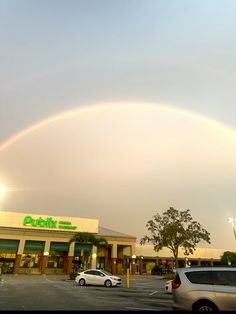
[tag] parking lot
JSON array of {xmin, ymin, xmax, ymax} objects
[{"xmin": 0, "ymin": 274, "xmax": 173, "ymax": 311}]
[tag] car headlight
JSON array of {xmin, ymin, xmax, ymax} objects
[{"xmin": 111, "ymin": 277, "xmax": 120, "ymax": 281}]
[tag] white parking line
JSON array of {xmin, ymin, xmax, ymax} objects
[
  {"xmin": 149, "ymin": 290, "xmax": 158, "ymax": 295},
  {"xmin": 125, "ymin": 307, "xmax": 158, "ymax": 311},
  {"xmin": 45, "ymin": 278, "xmax": 53, "ymax": 282}
]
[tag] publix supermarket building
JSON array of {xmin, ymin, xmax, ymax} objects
[{"xmin": 0, "ymin": 211, "xmax": 226, "ymax": 275}]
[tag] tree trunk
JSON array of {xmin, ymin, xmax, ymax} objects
[
  {"xmin": 175, "ymin": 259, "xmax": 179, "ymax": 268},
  {"xmin": 174, "ymin": 252, "xmax": 179, "ymax": 268}
]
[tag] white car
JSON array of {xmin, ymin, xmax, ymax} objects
[
  {"xmin": 164, "ymin": 279, "xmax": 173, "ymax": 293},
  {"xmin": 75, "ymin": 269, "xmax": 122, "ymax": 287}
]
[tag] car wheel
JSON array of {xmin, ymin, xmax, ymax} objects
[
  {"xmin": 79, "ymin": 278, "xmax": 86, "ymax": 286},
  {"xmin": 193, "ymin": 300, "xmax": 218, "ymax": 311},
  {"xmin": 105, "ymin": 280, "xmax": 112, "ymax": 287}
]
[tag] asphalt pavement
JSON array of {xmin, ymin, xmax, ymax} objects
[{"xmin": 0, "ymin": 274, "xmax": 173, "ymax": 311}]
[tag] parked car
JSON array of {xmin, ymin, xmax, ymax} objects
[
  {"xmin": 164, "ymin": 279, "xmax": 172, "ymax": 294},
  {"xmin": 172, "ymin": 267, "xmax": 236, "ymax": 311},
  {"xmin": 75, "ymin": 269, "xmax": 122, "ymax": 287}
]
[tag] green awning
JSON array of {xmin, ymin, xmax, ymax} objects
[
  {"xmin": 50, "ymin": 242, "xmax": 69, "ymax": 252},
  {"xmin": 24, "ymin": 240, "xmax": 45, "ymax": 251},
  {"xmin": 75, "ymin": 243, "xmax": 92, "ymax": 253},
  {"xmin": 0, "ymin": 239, "xmax": 19, "ymax": 250}
]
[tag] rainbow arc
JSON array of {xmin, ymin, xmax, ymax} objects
[{"xmin": 0, "ymin": 102, "xmax": 236, "ymax": 151}]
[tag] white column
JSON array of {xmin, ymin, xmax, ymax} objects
[
  {"xmin": 43, "ymin": 240, "xmax": 51, "ymax": 255},
  {"xmin": 130, "ymin": 244, "xmax": 136, "ymax": 274},
  {"xmin": 91, "ymin": 246, "xmax": 97, "ymax": 269},
  {"xmin": 17, "ymin": 239, "xmax": 25, "ymax": 255},
  {"xmin": 68, "ymin": 242, "xmax": 75, "ymax": 256},
  {"xmin": 131, "ymin": 244, "xmax": 136, "ymax": 258},
  {"xmin": 111, "ymin": 243, "xmax": 117, "ymax": 258}
]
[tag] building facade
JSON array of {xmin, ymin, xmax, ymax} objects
[
  {"xmin": 0, "ymin": 211, "xmax": 136, "ymax": 275},
  {"xmin": 0, "ymin": 211, "xmax": 228, "ymax": 275}
]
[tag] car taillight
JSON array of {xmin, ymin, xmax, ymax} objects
[
  {"xmin": 172, "ymin": 273, "xmax": 181, "ymax": 289},
  {"xmin": 172, "ymin": 281, "xmax": 180, "ymax": 289}
]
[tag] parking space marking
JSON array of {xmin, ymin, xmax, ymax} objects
[
  {"xmin": 125, "ymin": 307, "xmax": 159, "ymax": 311},
  {"xmin": 45, "ymin": 278, "xmax": 54, "ymax": 282},
  {"xmin": 149, "ymin": 290, "xmax": 158, "ymax": 295}
]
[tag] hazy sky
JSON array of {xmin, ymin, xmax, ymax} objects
[{"xmin": 1, "ymin": 1, "xmax": 236, "ymax": 249}]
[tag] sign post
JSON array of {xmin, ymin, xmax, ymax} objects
[{"xmin": 126, "ymin": 256, "xmax": 130, "ymax": 288}]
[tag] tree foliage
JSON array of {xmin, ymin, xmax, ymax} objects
[
  {"xmin": 220, "ymin": 251, "xmax": 236, "ymax": 266},
  {"xmin": 140, "ymin": 207, "xmax": 211, "ymax": 267},
  {"xmin": 69, "ymin": 232, "xmax": 107, "ymax": 247},
  {"xmin": 69, "ymin": 232, "xmax": 108, "ymax": 270}
]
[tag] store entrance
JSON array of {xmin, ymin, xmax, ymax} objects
[
  {"xmin": 0, "ymin": 240, "xmax": 19, "ymax": 274},
  {"xmin": 0, "ymin": 253, "xmax": 16, "ymax": 273}
]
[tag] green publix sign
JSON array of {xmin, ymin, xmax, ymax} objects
[{"xmin": 23, "ymin": 215, "xmax": 77, "ymax": 230}]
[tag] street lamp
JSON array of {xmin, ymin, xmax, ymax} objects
[{"xmin": 227, "ymin": 218, "xmax": 236, "ymax": 240}]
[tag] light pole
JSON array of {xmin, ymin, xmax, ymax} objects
[{"xmin": 227, "ymin": 217, "xmax": 236, "ymax": 240}]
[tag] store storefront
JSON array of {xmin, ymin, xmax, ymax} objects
[{"xmin": 0, "ymin": 210, "xmax": 136, "ymax": 275}]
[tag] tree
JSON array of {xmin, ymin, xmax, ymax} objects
[
  {"xmin": 69, "ymin": 232, "xmax": 108, "ymax": 270},
  {"xmin": 220, "ymin": 251, "xmax": 236, "ymax": 266},
  {"xmin": 140, "ymin": 207, "xmax": 211, "ymax": 268}
]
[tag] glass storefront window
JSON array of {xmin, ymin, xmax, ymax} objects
[
  {"xmin": 20, "ymin": 254, "xmax": 40, "ymax": 268},
  {"xmin": 0, "ymin": 252, "xmax": 16, "ymax": 273},
  {"xmin": 47, "ymin": 252, "xmax": 64, "ymax": 268}
]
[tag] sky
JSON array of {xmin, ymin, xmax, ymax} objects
[{"xmin": 1, "ymin": 0, "xmax": 236, "ymax": 249}]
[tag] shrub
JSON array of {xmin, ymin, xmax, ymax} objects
[
  {"xmin": 163, "ymin": 273, "xmax": 175, "ymax": 279},
  {"xmin": 69, "ymin": 271, "xmax": 77, "ymax": 280}
]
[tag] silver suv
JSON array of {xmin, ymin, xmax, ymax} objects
[{"xmin": 172, "ymin": 267, "xmax": 236, "ymax": 311}]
